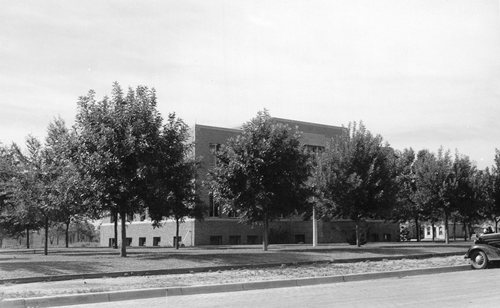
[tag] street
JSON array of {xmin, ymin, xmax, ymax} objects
[{"xmin": 60, "ymin": 268, "xmax": 498, "ymax": 308}]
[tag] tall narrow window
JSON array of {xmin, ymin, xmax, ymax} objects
[
  {"xmin": 209, "ymin": 193, "xmax": 220, "ymax": 217},
  {"xmin": 209, "ymin": 143, "xmax": 221, "ymax": 166}
]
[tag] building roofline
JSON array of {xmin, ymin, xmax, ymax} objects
[
  {"xmin": 196, "ymin": 118, "xmax": 345, "ymax": 133},
  {"xmin": 271, "ymin": 117, "xmax": 344, "ymax": 131},
  {"xmin": 195, "ymin": 124, "xmax": 242, "ymax": 133}
]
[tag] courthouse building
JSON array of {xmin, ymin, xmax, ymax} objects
[{"xmin": 99, "ymin": 118, "xmax": 399, "ymax": 247}]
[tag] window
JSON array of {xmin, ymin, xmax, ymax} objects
[
  {"xmin": 153, "ymin": 237, "xmax": 161, "ymax": 246},
  {"xmin": 210, "ymin": 236, "xmax": 223, "ymax": 245},
  {"xmin": 108, "ymin": 238, "xmax": 116, "ymax": 247},
  {"xmin": 139, "ymin": 237, "xmax": 146, "ymax": 246},
  {"xmin": 439, "ymin": 227, "xmax": 443, "ymax": 236},
  {"xmin": 304, "ymin": 145, "xmax": 325, "ymax": 155},
  {"xmin": 383, "ymin": 234, "xmax": 392, "ymax": 241},
  {"xmin": 247, "ymin": 235, "xmax": 258, "ymax": 244},
  {"xmin": 126, "ymin": 238, "xmax": 132, "ymax": 246},
  {"xmin": 209, "ymin": 193, "xmax": 220, "ymax": 217},
  {"xmin": 209, "ymin": 143, "xmax": 222, "ymax": 166},
  {"xmin": 173, "ymin": 236, "xmax": 182, "ymax": 247},
  {"xmin": 229, "ymin": 235, "xmax": 241, "ymax": 245},
  {"xmin": 140, "ymin": 213, "xmax": 146, "ymax": 221},
  {"xmin": 426, "ymin": 227, "xmax": 431, "ymax": 236}
]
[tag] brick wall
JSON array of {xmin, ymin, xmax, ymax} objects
[{"xmin": 99, "ymin": 219, "xmax": 195, "ymax": 247}]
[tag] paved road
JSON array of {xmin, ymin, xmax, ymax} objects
[{"xmin": 60, "ymin": 268, "xmax": 500, "ymax": 308}]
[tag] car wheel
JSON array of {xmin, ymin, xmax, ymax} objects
[{"xmin": 470, "ymin": 250, "xmax": 488, "ymax": 269}]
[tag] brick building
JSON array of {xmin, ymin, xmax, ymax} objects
[{"xmin": 99, "ymin": 118, "xmax": 399, "ymax": 247}]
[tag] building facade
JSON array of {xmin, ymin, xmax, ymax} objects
[{"xmin": 99, "ymin": 118, "xmax": 400, "ymax": 247}]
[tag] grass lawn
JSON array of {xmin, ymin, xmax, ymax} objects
[
  {"xmin": 0, "ymin": 241, "xmax": 470, "ymax": 280},
  {"xmin": 0, "ymin": 255, "xmax": 470, "ymax": 300}
]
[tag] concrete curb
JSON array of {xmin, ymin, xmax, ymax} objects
[
  {"xmin": 1, "ymin": 265, "xmax": 471, "ymax": 308},
  {"xmin": 0, "ymin": 251, "xmax": 463, "ymax": 285}
]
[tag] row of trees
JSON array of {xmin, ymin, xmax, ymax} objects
[
  {"xmin": 209, "ymin": 113, "xmax": 500, "ymax": 248},
  {"xmin": 0, "ymin": 83, "xmax": 201, "ymax": 257},
  {"xmin": 393, "ymin": 148, "xmax": 500, "ymax": 243},
  {"xmin": 2, "ymin": 83, "xmax": 500, "ymax": 254}
]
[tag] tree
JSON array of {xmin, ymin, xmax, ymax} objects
[
  {"xmin": 6, "ymin": 136, "xmax": 57, "ymax": 254},
  {"xmin": 44, "ymin": 118, "xmax": 92, "ymax": 248},
  {"xmin": 209, "ymin": 111, "xmax": 312, "ymax": 251},
  {"xmin": 487, "ymin": 150, "xmax": 500, "ymax": 232},
  {"xmin": 0, "ymin": 144, "xmax": 38, "ymax": 246},
  {"xmin": 392, "ymin": 148, "xmax": 426, "ymax": 241},
  {"xmin": 321, "ymin": 122, "xmax": 398, "ymax": 247},
  {"xmin": 146, "ymin": 114, "xmax": 203, "ymax": 249},
  {"xmin": 74, "ymin": 83, "xmax": 164, "ymax": 257},
  {"xmin": 450, "ymin": 154, "xmax": 486, "ymax": 239}
]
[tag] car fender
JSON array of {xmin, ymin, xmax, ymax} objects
[{"xmin": 466, "ymin": 244, "xmax": 500, "ymax": 261}]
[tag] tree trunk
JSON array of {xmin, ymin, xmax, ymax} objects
[
  {"xmin": 120, "ymin": 211, "xmax": 127, "ymax": 257},
  {"xmin": 431, "ymin": 222, "xmax": 435, "ymax": 242},
  {"xmin": 414, "ymin": 217, "xmax": 420, "ymax": 242},
  {"xmin": 463, "ymin": 222, "xmax": 467, "ymax": 241},
  {"xmin": 113, "ymin": 212, "xmax": 118, "ymax": 249},
  {"xmin": 65, "ymin": 220, "xmax": 70, "ymax": 248},
  {"xmin": 26, "ymin": 227, "xmax": 30, "ymax": 249},
  {"xmin": 495, "ymin": 218, "xmax": 499, "ymax": 233},
  {"xmin": 175, "ymin": 218, "xmax": 180, "ymax": 250},
  {"xmin": 44, "ymin": 216, "xmax": 49, "ymax": 255},
  {"xmin": 262, "ymin": 212, "xmax": 269, "ymax": 251}
]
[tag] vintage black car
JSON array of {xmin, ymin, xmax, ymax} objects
[{"xmin": 465, "ymin": 232, "xmax": 500, "ymax": 269}]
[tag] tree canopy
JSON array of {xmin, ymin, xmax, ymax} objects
[
  {"xmin": 74, "ymin": 82, "xmax": 196, "ymax": 256},
  {"xmin": 209, "ymin": 111, "xmax": 312, "ymax": 251},
  {"xmin": 320, "ymin": 122, "xmax": 398, "ymax": 246}
]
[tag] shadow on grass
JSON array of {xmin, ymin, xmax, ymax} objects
[
  {"xmin": 284, "ymin": 247, "xmax": 430, "ymax": 255},
  {"xmin": 0, "ymin": 261, "xmax": 102, "ymax": 275}
]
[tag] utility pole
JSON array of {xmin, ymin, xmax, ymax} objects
[{"xmin": 312, "ymin": 203, "xmax": 317, "ymax": 247}]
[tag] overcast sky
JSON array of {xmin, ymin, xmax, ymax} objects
[{"xmin": 1, "ymin": 0, "xmax": 499, "ymax": 168}]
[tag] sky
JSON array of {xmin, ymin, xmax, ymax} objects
[{"xmin": 1, "ymin": 0, "xmax": 500, "ymax": 169}]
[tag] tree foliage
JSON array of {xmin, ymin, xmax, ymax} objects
[
  {"xmin": 209, "ymin": 111, "xmax": 312, "ymax": 251},
  {"xmin": 74, "ymin": 83, "xmax": 165, "ymax": 256},
  {"xmin": 74, "ymin": 82, "xmax": 196, "ymax": 255},
  {"xmin": 146, "ymin": 114, "xmax": 203, "ymax": 249},
  {"xmin": 320, "ymin": 122, "xmax": 398, "ymax": 246}
]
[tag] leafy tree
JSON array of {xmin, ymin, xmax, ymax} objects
[
  {"xmin": 146, "ymin": 115, "xmax": 203, "ymax": 249},
  {"xmin": 321, "ymin": 122, "xmax": 398, "ymax": 247},
  {"xmin": 307, "ymin": 152, "xmax": 329, "ymax": 246},
  {"xmin": 392, "ymin": 148, "xmax": 426, "ymax": 241},
  {"xmin": 6, "ymin": 136, "xmax": 57, "ymax": 254},
  {"xmin": 44, "ymin": 118, "xmax": 92, "ymax": 248},
  {"xmin": 487, "ymin": 150, "xmax": 500, "ymax": 231},
  {"xmin": 411, "ymin": 149, "xmax": 441, "ymax": 240},
  {"xmin": 209, "ymin": 111, "xmax": 312, "ymax": 251},
  {"xmin": 0, "ymin": 144, "xmax": 14, "ymax": 211},
  {"xmin": 0, "ymin": 144, "xmax": 36, "ymax": 245},
  {"xmin": 74, "ymin": 82, "xmax": 164, "ymax": 257},
  {"xmin": 449, "ymin": 154, "xmax": 486, "ymax": 239}
]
